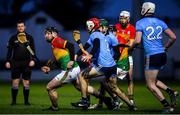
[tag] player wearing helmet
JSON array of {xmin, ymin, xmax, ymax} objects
[
  {"xmin": 141, "ymin": 2, "xmax": 155, "ymax": 16},
  {"xmin": 72, "ymin": 18, "xmax": 115, "ymax": 109},
  {"xmin": 129, "ymin": 2, "xmax": 178, "ymax": 113},
  {"xmin": 115, "ymin": 10, "xmax": 136, "ymax": 105},
  {"xmin": 88, "ymin": 19, "xmax": 137, "ymax": 110},
  {"xmin": 72, "ymin": 18, "xmax": 137, "ymax": 111}
]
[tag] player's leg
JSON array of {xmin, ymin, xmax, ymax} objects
[
  {"xmin": 116, "ymin": 57, "xmax": 134, "ymax": 108},
  {"xmin": 107, "ymin": 76, "xmax": 136, "ymax": 111},
  {"xmin": 145, "ymin": 70, "xmax": 172, "ymax": 113},
  {"xmin": 87, "ymin": 78, "xmax": 117, "ymax": 110},
  {"xmin": 116, "ymin": 68, "xmax": 130, "ymax": 108},
  {"xmin": 46, "ymin": 78, "xmax": 62, "ymax": 111},
  {"xmin": 102, "ymin": 80, "xmax": 122, "ymax": 110},
  {"xmin": 72, "ymin": 76, "xmax": 99, "ymax": 100},
  {"xmin": 71, "ymin": 66, "xmax": 100, "ymax": 95},
  {"xmin": 103, "ymin": 65, "xmax": 137, "ymax": 111},
  {"xmin": 72, "ymin": 77, "xmax": 107, "ymax": 109},
  {"xmin": 145, "ymin": 53, "xmax": 174, "ymax": 113},
  {"xmin": 127, "ymin": 56, "xmax": 134, "ymax": 103},
  {"xmin": 76, "ymin": 67, "xmax": 100, "ymax": 109},
  {"xmin": 22, "ymin": 66, "xmax": 32, "ymax": 105},
  {"xmin": 145, "ymin": 70, "xmax": 167, "ymax": 101},
  {"xmin": 156, "ymin": 80, "xmax": 179, "ymax": 107},
  {"xmin": 73, "ymin": 66, "xmax": 117, "ymax": 109},
  {"xmin": 88, "ymin": 81, "xmax": 105, "ymax": 109},
  {"xmin": 45, "ymin": 70, "xmax": 69, "ymax": 111},
  {"xmin": 88, "ymin": 79, "xmax": 122, "ymax": 110},
  {"xmin": 72, "ymin": 78, "xmax": 101, "ymax": 109}
]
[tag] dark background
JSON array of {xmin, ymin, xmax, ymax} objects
[{"xmin": 1, "ymin": 0, "xmax": 180, "ymax": 29}]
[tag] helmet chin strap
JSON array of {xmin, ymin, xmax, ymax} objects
[
  {"xmin": 142, "ymin": 8, "xmax": 151, "ymax": 17},
  {"xmin": 89, "ymin": 27, "xmax": 96, "ymax": 34}
]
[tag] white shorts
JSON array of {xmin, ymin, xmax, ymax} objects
[
  {"xmin": 54, "ymin": 66, "xmax": 80, "ymax": 83},
  {"xmin": 117, "ymin": 67, "xmax": 128, "ymax": 80},
  {"xmin": 128, "ymin": 56, "xmax": 133, "ymax": 66}
]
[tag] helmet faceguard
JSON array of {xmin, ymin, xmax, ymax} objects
[
  {"xmin": 86, "ymin": 18, "xmax": 100, "ymax": 33},
  {"xmin": 119, "ymin": 11, "xmax": 130, "ymax": 29},
  {"xmin": 141, "ymin": 2, "xmax": 155, "ymax": 16},
  {"xmin": 86, "ymin": 20, "xmax": 95, "ymax": 32}
]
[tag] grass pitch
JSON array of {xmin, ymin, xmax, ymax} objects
[{"xmin": 0, "ymin": 80, "xmax": 179, "ymax": 114}]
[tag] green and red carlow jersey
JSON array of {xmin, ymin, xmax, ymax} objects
[
  {"xmin": 115, "ymin": 23, "xmax": 135, "ymax": 71},
  {"xmin": 51, "ymin": 37, "xmax": 78, "ymax": 70}
]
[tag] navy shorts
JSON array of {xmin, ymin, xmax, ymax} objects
[
  {"xmin": 145, "ymin": 53, "xmax": 167, "ymax": 70},
  {"xmin": 100, "ymin": 65, "xmax": 117, "ymax": 78}
]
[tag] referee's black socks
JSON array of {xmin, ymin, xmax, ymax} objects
[
  {"xmin": 11, "ymin": 86, "xmax": 18, "ymax": 104},
  {"xmin": 23, "ymin": 86, "xmax": 30, "ymax": 104}
]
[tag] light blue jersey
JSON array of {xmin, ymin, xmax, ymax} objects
[
  {"xmin": 87, "ymin": 31, "xmax": 116, "ymax": 67},
  {"xmin": 105, "ymin": 32, "xmax": 119, "ymax": 56},
  {"xmin": 136, "ymin": 17, "xmax": 168, "ymax": 56}
]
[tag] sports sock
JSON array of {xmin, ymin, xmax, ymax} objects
[
  {"xmin": 166, "ymin": 87, "xmax": 174, "ymax": 96},
  {"xmin": 23, "ymin": 86, "xmax": 29, "ymax": 103},
  {"xmin": 128, "ymin": 95, "xmax": 134, "ymax": 100},
  {"xmin": 11, "ymin": 86, "xmax": 18, "ymax": 103},
  {"xmin": 112, "ymin": 96, "xmax": 119, "ymax": 101},
  {"xmin": 161, "ymin": 99, "xmax": 170, "ymax": 107},
  {"xmin": 87, "ymin": 95, "xmax": 90, "ymax": 102}
]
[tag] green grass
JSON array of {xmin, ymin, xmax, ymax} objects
[{"xmin": 0, "ymin": 80, "xmax": 179, "ymax": 114}]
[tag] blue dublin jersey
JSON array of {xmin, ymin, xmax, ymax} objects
[
  {"xmin": 105, "ymin": 32, "xmax": 118, "ymax": 56},
  {"xmin": 87, "ymin": 31, "xmax": 116, "ymax": 67},
  {"xmin": 136, "ymin": 17, "xmax": 168, "ymax": 56}
]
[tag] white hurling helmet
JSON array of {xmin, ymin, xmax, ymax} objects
[
  {"xmin": 141, "ymin": 2, "xmax": 155, "ymax": 15},
  {"xmin": 120, "ymin": 11, "xmax": 130, "ymax": 18}
]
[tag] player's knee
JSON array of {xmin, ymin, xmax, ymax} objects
[
  {"xmin": 73, "ymin": 81, "xmax": 81, "ymax": 91},
  {"xmin": 81, "ymin": 67, "xmax": 92, "ymax": 79},
  {"xmin": 78, "ymin": 72, "xmax": 84, "ymax": 81},
  {"xmin": 108, "ymin": 82, "xmax": 118, "ymax": 92},
  {"xmin": 79, "ymin": 72, "xmax": 86, "ymax": 80},
  {"xmin": 46, "ymin": 85, "xmax": 53, "ymax": 91},
  {"xmin": 128, "ymin": 79, "xmax": 133, "ymax": 84},
  {"xmin": 147, "ymin": 84, "xmax": 156, "ymax": 91},
  {"xmin": 46, "ymin": 86, "xmax": 50, "ymax": 91}
]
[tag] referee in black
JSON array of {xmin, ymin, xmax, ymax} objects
[{"xmin": 5, "ymin": 20, "xmax": 36, "ymax": 105}]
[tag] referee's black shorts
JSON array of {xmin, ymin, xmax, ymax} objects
[
  {"xmin": 145, "ymin": 53, "xmax": 167, "ymax": 70},
  {"xmin": 11, "ymin": 60, "xmax": 32, "ymax": 80}
]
